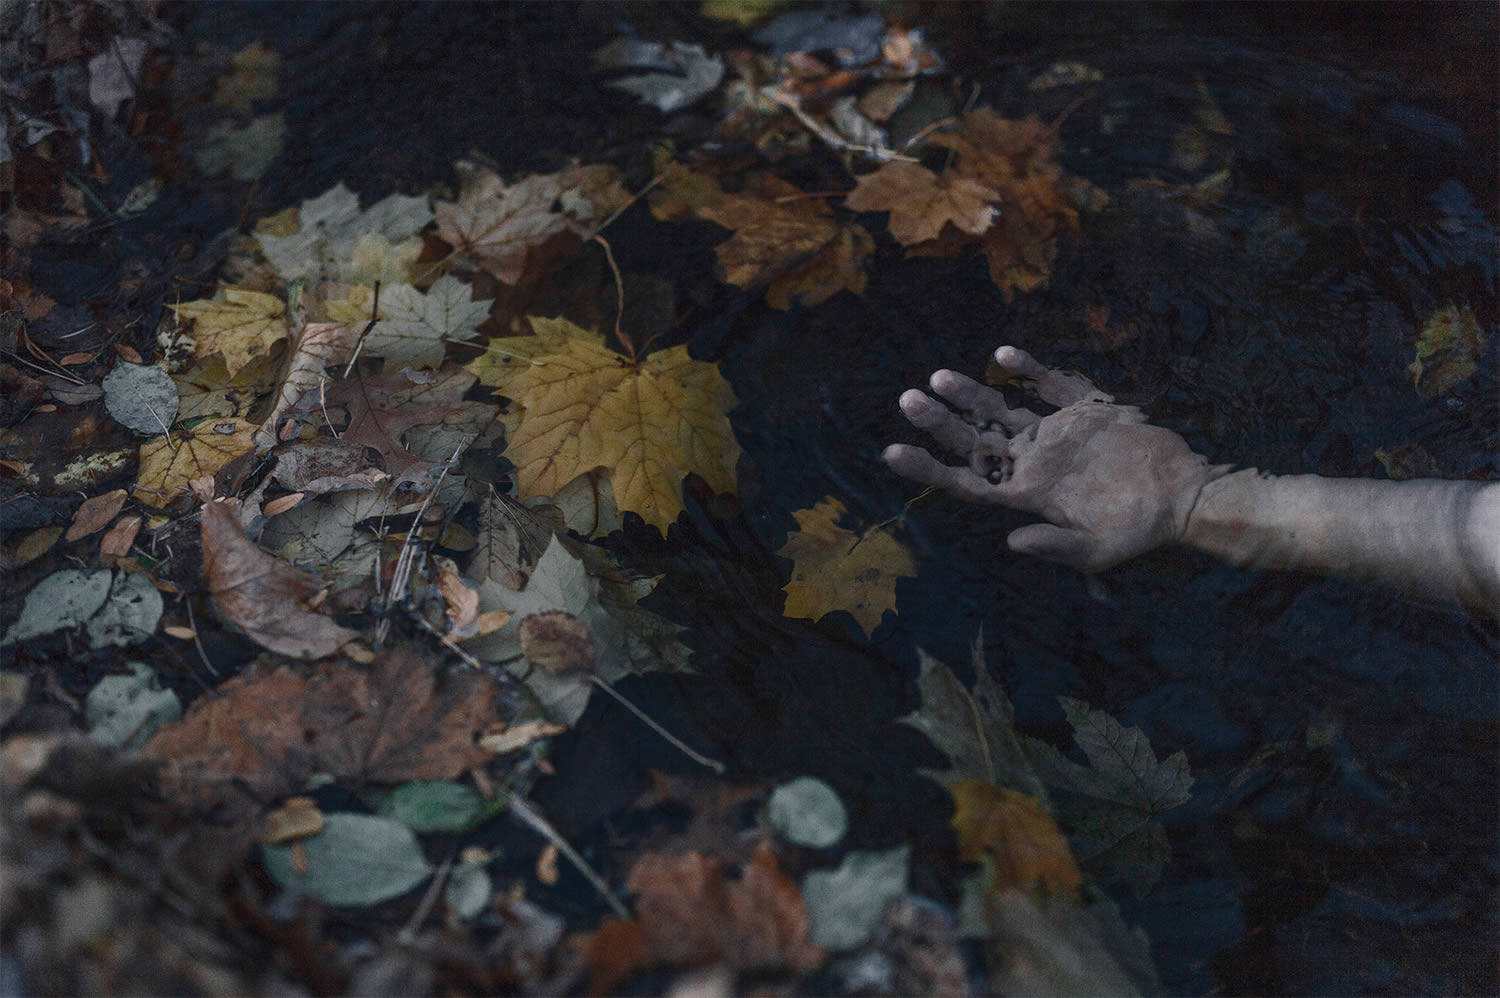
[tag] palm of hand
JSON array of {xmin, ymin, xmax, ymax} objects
[{"xmin": 884, "ymin": 346, "xmax": 1214, "ymax": 572}]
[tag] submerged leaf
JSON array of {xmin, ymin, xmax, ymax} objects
[
  {"xmin": 779, "ymin": 496, "xmax": 915, "ymax": 636},
  {"xmin": 467, "ymin": 316, "xmax": 739, "ymax": 533}
]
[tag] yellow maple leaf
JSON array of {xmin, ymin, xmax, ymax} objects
[
  {"xmin": 778, "ymin": 497, "xmax": 915, "ymax": 637},
  {"xmin": 466, "ymin": 317, "xmax": 739, "ymax": 534},
  {"xmin": 169, "ymin": 288, "xmax": 287, "ymax": 377},
  {"xmin": 134, "ymin": 417, "xmax": 258, "ymax": 508}
]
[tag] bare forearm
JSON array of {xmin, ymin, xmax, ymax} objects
[{"xmin": 1182, "ymin": 470, "xmax": 1500, "ymax": 611}]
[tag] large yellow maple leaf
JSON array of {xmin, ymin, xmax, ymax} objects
[
  {"xmin": 779, "ymin": 496, "xmax": 915, "ymax": 637},
  {"xmin": 467, "ymin": 317, "xmax": 739, "ymax": 534}
]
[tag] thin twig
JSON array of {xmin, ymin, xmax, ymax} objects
[
  {"xmin": 183, "ymin": 599, "xmax": 221, "ymax": 679},
  {"xmin": 506, "ymin": 795, "xmax": 629, "ymax": 919},
  {"xmin": 588, "ymin": 678, "xmax": 725, "ymax": 775},
  {"xmin": 397, "ymin": 851, "xmax": 454, "ymax": 946},
  {"xmin": 3, "ymin": 349, "xmax": 87, "ymax": 386},
  {"xmin": 591, "ymin": 234, "xmax": 633, "ymax": 362},
  {"xmin": 773, "ymin": 91, "xmax": 919, "ymax": 163},
  {"xmin": 340, "ymin": 280, "xmax": 382, "ymax": 378},
  {"xmin": 594, "ymin": 172, "xmax": 664, "ymax": 235}
]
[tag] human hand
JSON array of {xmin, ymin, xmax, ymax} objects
[{"xmin": 883, "ymin": 345, "xmax": 1221, "ymax": 572}]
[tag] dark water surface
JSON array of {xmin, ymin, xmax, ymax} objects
[{"xmin": 152, "ymin": 3, "xmax": 1500, "ymax": 994}]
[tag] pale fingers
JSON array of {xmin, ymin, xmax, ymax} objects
[
  {"xmin": 991, "ymin": 344, "xmax": 1114, "ymax": 408},
  {"xmin": 882, "ymin": 444, "xmax": 1006, "ymax": 504},
  {"xmin": 928, "ymin": 369, "xmax": 1038, "ymax": 433},
  {"xmin": 898, "ymin": 389, "xmax": 978, "ymax": 456}
]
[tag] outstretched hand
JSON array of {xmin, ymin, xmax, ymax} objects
[{"xmin": 884, "ymin": 346, "xmax": 1222, "ymax": 573}]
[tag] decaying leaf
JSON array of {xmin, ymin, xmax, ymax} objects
[
  {"xmin": 951, "ymin": 780, "xmax": 1081, "ymax": 898},
  {"xmin": 650, "ymin": 164, "xmax": 873, "ymax": 309},
  {"xmin": 253, "ymin": 318, "xmax": 361, "ymax": 450},
  {"xmin": 583, "ymin": 841, "xmax": 824, "ymax": 993},
  {"xmin": 593, "ymin": 38, "xmax": 726, "ymax": 113},
  {"xmin": 134, "ymin": 417, "xmax": 259, "ymax": 509},
  {"xmin": 434, "ymin": 162, "xmax": 630, "ymax": 285},
  {"xmin": 168, "ymin": 288, "xmax": 288, "ymax": 377},
  {"xmin": 144, "ymin": 646, "xmax": 503, "ymax": 815},
  {"xmin": 778, "ymin": 496, "xmax": 915, "ymax": 636},
  {"xmin": 467, "ymin": 316, "xmax": 739, "ymax": 533},
  {"xmin": 200, "ymin": 497, "xmax": 358, "ymax": 658}
]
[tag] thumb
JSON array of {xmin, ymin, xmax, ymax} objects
[{"xmin": 1007, "ymin": 523, "xmax": 1111, "ymax": 573}]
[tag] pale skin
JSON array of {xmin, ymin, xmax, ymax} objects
[{"xmin": 884, "ymin": 345, "xmax": 1500, "ymax": 612}]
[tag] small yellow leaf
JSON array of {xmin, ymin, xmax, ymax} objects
[
  {"xmin": 778, "ymin": 497, "xmax": 915, "ymax": 637},
  {"xmin": 1410, "ymin": 304, "xmax": 1484, "ymax": 397},
  {"xmin": 467, "ymin": 316, "xmax": 739, "ymax": 534},
  {"xmin": 169, "ymin": 288, "xmax": 287, "ymax": 377},
  {"xmin": 163, "ymin": 626, "xmax": 197, "ymax": 640},
  {"xmin": 134, "ymin": 417, "xmax": 258, "ymax": 508}
]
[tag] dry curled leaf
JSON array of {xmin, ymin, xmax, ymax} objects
[
  {"xmin": 779, "ymin": 496, "xmax": 915, "ymax": 636},
  {"xmin": 200, "ymin": 498, "xmax": 358, "ymax": 658}
]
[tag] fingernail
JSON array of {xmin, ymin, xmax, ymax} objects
[{"xmin": 898, "ymin": 390, "xmax": 933, "ymax": 417}]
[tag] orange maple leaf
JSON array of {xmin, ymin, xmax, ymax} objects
[
  {"xmin": 650, "ymin": 163, "xmax": 872, "ymax": 309},
  {"xmin": 843, "ymin": 160, "xmax": 999, "ymax": 245}
]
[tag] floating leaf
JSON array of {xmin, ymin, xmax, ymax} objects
[
  {"xmin": 260, "ymin": 812, "xmax": 431, "ymax": 907},
  {"xmin": 844, "ymin": 161, "xmax": 997, "ymax": 245},
  {"xmin": 779, "ymin": 496, "xmax": 915, "ymax": 636},
  {"xmin": 329, "ymin": 276, "xmax": 491, "ymax": 369},
  {"xmin": 195, "ymin": 113, "xmax": 285, "ymax": 182},
  {"xmin": 467, "ymin": 316, "xmax": 739, "ymax": 534},
  {"xmin": 594, "ymin": 39, "xmax": 725, "ymax": 113},
  {"xmin": 256, "ymin": 184, "xmax": 432, "ymax": 286}
]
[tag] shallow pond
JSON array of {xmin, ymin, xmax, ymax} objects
[{"xmin": 27, "ymin": 2, "xmax": 1500, "ymax": 994}]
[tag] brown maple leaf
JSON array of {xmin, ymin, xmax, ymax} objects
[
  {"xmin": 434, "ymin": 162, "xmax": 630, "ymax": 285},
  {"xmin": 843, "ymin": 160, "xmax": 998, "ymax": 245},
  {"xmin": 650, "ymin": 163, "xmax": 872, "ymax": 309},
  {"xmin": 143, "ymin": 646, "xmax": 502, "ymax": 817},
  {"xmin": 583, "ymin": 840, "xmax": 824, "ymax": 994},
  {"xmin": 310, "ymin": 369, "xmax": 494, "ymax": 490},
  {"xmin": 200, "ymin": 497, "xmax": 359, "ymax": 659}
]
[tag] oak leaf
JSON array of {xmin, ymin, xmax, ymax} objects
[
  {"xmin": 200, "ymin": 497, "xmax": 359, "ymax": 659},
  {"xmin": 583, "ymin": 841, "xmax": 824, "ymax": 994},
  {"xmin": 466, "ymin": 316, "xmax": 739, "ymax": 534},
  {"xmin": 843, "ymin": 160, "xmax": 998, "ymax": 245},
  {"xmin": 169, "ymin": 288, "xmax": 288, "ymax": 377},
  {"xmin": 143, "ymin": 647, "xmax": 502, "ymax": 816},
  {"xmin": 434, "ymin": 163, "xmax": 630, "ymax": 285},
  {"xmin": 650, "ymin": 164, "xmax": 872, "ymax": 309},
  {"xmin": 134, "ymin": 417, "xmax": 258, "ymax": 508},
  {"xmin": 778, "ymin": 496, "xmax": 914, "ymax": 636}
]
